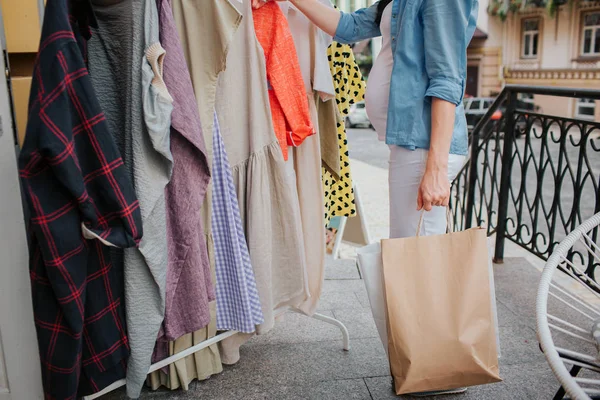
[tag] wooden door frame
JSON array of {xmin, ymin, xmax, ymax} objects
[{"xmin": 466, "ymin": 63, "xmax": 481, "ymax": 98}]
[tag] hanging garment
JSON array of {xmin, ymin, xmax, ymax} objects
[
  {"xmin": 277, "ymin": 2, "xmax": 335, "ymax": 98},
  {"xmin": 322, "ymin": 41, "xmax": 365, "ymax": 225},
  {"xmin": 18, "ymin": 0, "xmax": 143, "ymax": 398},
  {"xmin": 279, "ymin": 0, "xmax": 340, "ymax": 179},
  {"xmin": 172, "ymin": 0, "xmax": 242, "ymax": 142},
  {"xmin": 211, "ymin": 112, "xmax": 264, "ymax": 332},
  {"xmin": 147, "ymin": 0, "xmax": 219, "ymax": 389},
  {"xmin": 147, "ymin": 304, "xmax": 221, "ymax": 391},
  {"xmin": 88, "ymin": 0, "xmax": 174, "ymax": 396},
  {"xmin": 280, "ymin": 2, "xmax": 333, "ymax": 316},
  {"xmin": 158, "ymin": 0, "xmax": 213, "ymax": 343},
  {"xmin": 316, "ymin": 96, "xmax": 340, "ymax": 180},
  {"xmin": 216, "ymin": 0, "xmax": 308, "ymax": 365},
  {"xmin": 322, "ymin": 118, "xmax": 356, "ymax": 225},
  {"xmin": 253, "ymin": 2, "xmax": 314, "ymax": 160}
]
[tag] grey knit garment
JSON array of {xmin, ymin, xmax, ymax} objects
[{"xmin": 88, "ymin": 0, "xmax": 173, "ymax": 398}]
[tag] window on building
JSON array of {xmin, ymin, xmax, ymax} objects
[
  {"xmin": 576, "ymin": 98, "xmax": 596, "ymax": 120},
  {"xmin": 582, "ymin": 12, "xmax": 600, "ymax": 56},
  {"xmin": 521, "ymin": 19, "xmax": 540, "ymax": 59}
]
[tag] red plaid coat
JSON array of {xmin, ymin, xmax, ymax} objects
[{"xmin": 18, "ymin": 0, "xmax": 143, "ymax": 398}]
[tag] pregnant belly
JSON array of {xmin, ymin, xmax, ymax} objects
[{"xmin": 365, "ymin": 58, "xmax": 393, "ymax": 141}]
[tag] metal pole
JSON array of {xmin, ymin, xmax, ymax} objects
[
  {"xmin": 494, "ymin": 91, "xmax": 518, "ymax": 264},
  {"xmin": 465, "ymin": 121, "xmax": 480, "ymax": 229}
]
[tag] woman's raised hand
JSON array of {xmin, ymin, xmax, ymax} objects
[{"xmin": 252, "ymin": 0, "xmax": 286, "ymax": 9}]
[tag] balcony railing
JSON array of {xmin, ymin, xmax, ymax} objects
[
  {"xmin": 451, "ymin": 85, "xmax": 600, "ymax": 282},
  {"xmin": 488, "ymin": 0, "xmax": 600, "ymax": 19},
  {"xmin": 505, "ymin": 68, "xmax": 600, "ymax": 80}
]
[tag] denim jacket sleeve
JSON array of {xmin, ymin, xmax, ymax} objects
[
  {"xmin": 334, "ymin": 2, "xmax": 382, "ymax": 44},
  {"xmin": 422, "ymin": 0, "xmax": 478, "ymax": 106}
]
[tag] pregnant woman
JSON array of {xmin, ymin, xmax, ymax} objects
[
  {"xmin": 253, "ymin": 0, "xmax": 479, "ymax": 396},
  {"xmin": 254, "ymin": 0, "xmax": 478, "ymax": 242}
]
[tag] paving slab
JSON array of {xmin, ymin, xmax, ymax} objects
[
  {"xmin": 496, "ymin": 301, "xmax": 531, "ymax": 329},
  {"xmin": 317, "ymin": 289, "xmax": 367, "ymax": 312},
  {"xmin": 354, "ymin": 286, "xmax": 372, "ymax": 308},
  {"xmin": 217, "ymin": 338, "xmax": 389, "ymax": 388},
  {"xmin": 325, "ymin": 257, "xmax": 361, "ymax": 280},
  {"xmin": 332, "ymin": 308, "xmax": 381, "ymax": 341},
  {"xmin": 248, "ymin": 310, "xmax": 341, "ymax": 346},
  {"xmin": 323, "ymin": 278, "xmax": 368, "ymax": 293}
]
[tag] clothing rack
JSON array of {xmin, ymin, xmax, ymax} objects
[
  {"xmin": 83, "ymin": 308, "xmax": 350, "ymax": 399},
  {"xmin": 332, "ymin": 184, "xmax": 372, "ymax": 260}
]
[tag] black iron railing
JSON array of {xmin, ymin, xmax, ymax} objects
[{"xmin": 451, "ymin": 85, "xmax": 600, "ymax": 280}]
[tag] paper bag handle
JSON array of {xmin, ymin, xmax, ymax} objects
[{"xmin": 416, "ymin": 207, "xmax": 453, "ymax": 237}]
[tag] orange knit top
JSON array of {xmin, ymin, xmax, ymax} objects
[{"xmin": 253, "ymin": 2, "xmax": 314, "ymax": 161}]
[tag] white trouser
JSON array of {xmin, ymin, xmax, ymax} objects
[{"xmin": 389, "ymin": 146, "xmax": 466, "ymax": 239}]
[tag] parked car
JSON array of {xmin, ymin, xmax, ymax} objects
[
  {"xmin": 346, "ymin": 102, "xmax": 372, "ymax": 129},
  {"xmin": 464, "ymin": 96, "xmax": 537, "ymax": 136},
  {"xmin": 464, "ymin": 97, "xmax": 496, "ymax": 131}
]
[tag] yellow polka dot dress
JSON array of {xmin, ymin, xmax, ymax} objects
[{"xmin": 322, "ymin": 41, "xmax": 366, "ymax": 226}]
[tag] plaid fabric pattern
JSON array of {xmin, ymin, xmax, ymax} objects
[
  {"xmin": 18, "ymin": 1, "xmax": 143, "ymax": 398},
  {"xmin": 211, "ymin": 113, "xmax": 264, "ymax": 333}
]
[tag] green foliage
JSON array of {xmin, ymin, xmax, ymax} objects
[{"xmin": 488, "ymin": 0, "xmax": 574, "ymax": 20}]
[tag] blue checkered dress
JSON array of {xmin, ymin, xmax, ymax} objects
[{"xmin": 211, "ymin": 113, "xmax": 264, "ymax": 332}]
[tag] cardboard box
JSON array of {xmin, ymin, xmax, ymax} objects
[
  {"xmin": 1, "ymin": 0, "xmax": 42, "ymax": 53},
  {"xmin": 12, "ymin": 76, "xmax": 32, "ymax": 148}
]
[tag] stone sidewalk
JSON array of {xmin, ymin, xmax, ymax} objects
[{"xmin": 104, "ymin": 256, "xmax": 564, "ymax": 400}]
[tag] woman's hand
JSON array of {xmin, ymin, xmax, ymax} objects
[
  {"xmin": 255, "ymin": 0, "xmax": 341, "ymax": 36},
  {"xmin": 252, "ymin": 0, "xmax": 285, "ymax": 9},
  {"xmin": 252, "ymin": 0, "xmax": 269, "ymax": 9},
  {"xmin": 417, "ymin": 164, "xmax": 450, "ymax": 212}
]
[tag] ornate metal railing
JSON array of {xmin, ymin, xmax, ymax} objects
[{"xmin": 451, "ymin": 85, "xmax": 600, "ymax": 281}]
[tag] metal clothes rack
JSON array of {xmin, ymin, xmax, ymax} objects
[
  {"xmin": 331, "ymin": 184, "xmax": 372, "ymax": 260},
  {"xmin": 84, "ymin": 182, "xmax": 367, "ymax": 400},
  {"xmin": 84, "ymin": 307, "xmax": 350, "ymax": 399}
]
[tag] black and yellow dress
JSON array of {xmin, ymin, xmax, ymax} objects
[{"xmin": 322, "ymin": 41, "xmax": 366, "ymax": 226}]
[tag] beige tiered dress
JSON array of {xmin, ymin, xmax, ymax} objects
[{"xmin": 216, "ymin": 0, "xmax": 309, "ymax": 364}]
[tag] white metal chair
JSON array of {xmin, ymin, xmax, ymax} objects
[{"xmin": 537, "ymin": 212, "xmax": 600, "ymax": 400}]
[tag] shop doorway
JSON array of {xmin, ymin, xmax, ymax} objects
[{"xmin": 466, "ymin": 65, "xmax": 479, "ymax": 97}]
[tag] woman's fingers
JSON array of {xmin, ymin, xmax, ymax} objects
[
  {"xmin": 251, "ymin": 0, "xmax": 268, "ymax": 9},
  {"xmin": 442, "ymin": 196, "xmax": 450, "ymax": 207},
  {"xmin": 420, "ymin": 192, "xmax": 448, "ymax": 210},
  {"xmin": 416, "ymin": 188, "xmax": 423, "ymax": 211},
  {"xmin": 421, "ymin": 193, "xmax": 433, "ymax": 212}
]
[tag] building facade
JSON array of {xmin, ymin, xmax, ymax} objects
[
  {"xmin": 331, "ymin": 0, "xmax": 600, "ymax": 121},
  {"xmin": 474, "ymin": 0, "xmax": 600, "ymax": 121}
]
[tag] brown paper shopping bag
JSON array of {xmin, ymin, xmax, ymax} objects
[{"xmin": 381, "ymin": 219, "xmax": 501, "ymax": 395}]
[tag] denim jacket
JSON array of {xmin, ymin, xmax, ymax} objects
[{"xmin": 334, "ymin": 0, "xmax": 479, "ymax": 155}]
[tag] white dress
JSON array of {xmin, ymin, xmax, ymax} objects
[{"xmin": 365, "ymin": 2, "xmax": 394, "ymax": 142}]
